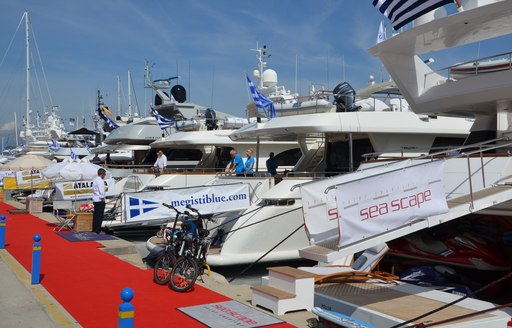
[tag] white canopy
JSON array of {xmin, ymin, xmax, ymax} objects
[
  {"xmin": 0, "ymin": 154, "xmax": 53, "ymax": 170},
  {"xmin": 41, "ymin": 160, "xmax": 112, "ymax": 180}
]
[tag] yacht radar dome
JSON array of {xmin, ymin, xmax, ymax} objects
[
  {"xmin": 253, "ymin": 69, "xmax": 260, "ymax": 79},
  {"xmin": 262, "ymin": 69, "xmax": 277, "ymax": 87}
]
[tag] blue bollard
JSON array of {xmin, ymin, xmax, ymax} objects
[
  {"xmin": 31, "ymin": 234, "xmax": 41, "ymax": 284},
  {"xmin": 118, "ymin": 288, "xmax": 134, "ymax": 328},
  {"xmin": 0, "ymin": 215, "xmax": 6, "ymax": 249}
]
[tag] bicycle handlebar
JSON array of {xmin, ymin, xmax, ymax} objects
[{"xmin": 186, "ymin": 205, "xmax": 214, "ymax": 221}]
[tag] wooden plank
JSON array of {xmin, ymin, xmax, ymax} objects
[
  {"xmin": 251, "ymin": 285, "xmax": 295, "ymax": 300},
  {"xmin": 268, "ymin": 266, "xmax": 316, "ymax": 279},
  {"xmin": 316, "ymin": 283, "xmax": 491, "ymax": 325}
]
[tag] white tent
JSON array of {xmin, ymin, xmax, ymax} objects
[
  {"xmin": 0, "ymin": 154, "xmax": 53, "ymax": 170},
  {"xmin": 41, "ymin": 160, "xmax": 112, "ymax": 180}
]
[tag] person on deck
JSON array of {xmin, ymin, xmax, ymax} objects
[
  {"xmin": 92, "ymin": 168, "xmax": 106, "ymax": 234},
  {"xmin": 244, "ymin": 148, "xmax": 255, "ymax": 177},
  {"xmin": 152, "ymin": 149, "xmax": 167, "ymax": 174},
  {"xmin": 266, "ymin": 152, "xmax": 278, "ymax": 176},
  {"xmin": 227, "ymin": 149, "xmax": 245, "ymax": 176}
]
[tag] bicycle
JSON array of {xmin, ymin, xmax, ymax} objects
[
  {"xmin": 169, "ymin": 205, "xmax": 214, "ymax": 292},
  {"xmin": 153, "ymin": 203, "xmax": 189, "ymax": 285}
]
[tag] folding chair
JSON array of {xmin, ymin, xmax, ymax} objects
[{"xmin": 52, "ymin": 200, "xmax": 77, "ymax": 232}]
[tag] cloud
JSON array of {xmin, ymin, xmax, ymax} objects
[{"xmin": 0, "ymin": 121, "xmax": 15, "ymax": 132}]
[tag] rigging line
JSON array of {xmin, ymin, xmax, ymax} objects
[
  {"xmin": 30, "ymin": 21, "xmax": 54, "ymax": 107},
  {"xmin": 416, "ymin": 301, "xmax": 512, "ymax": 328},
  {"xmin": 129, "ymin": 70, "xmax": 141, "ymax": 115},
  {"xmin": 208, "ymin": 205, "xmax": 302, "ymax": 234},
  {"xmin": 228, "ymin": 223, "xmax": 305, "ymax": 283},
  {"xmin": 390, "ymin": 270, "xmax": 512, "ymax": 328},
  {"xmin": 30, "ymin": 50, "xmax": 48, "ymax": 111},
  {"xmin": 0, "ymin": 14, "xmax": 24, "ymax": 69}
]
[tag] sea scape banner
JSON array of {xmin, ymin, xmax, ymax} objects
[
  {"xmin": 123, "ymin": 183, "xmax": 250, "ymax": 222},
  {"xmin": 335, "ymin": 160, "xmax": 448, "ymax": 247},
  {"xmin": 54, "ymin": 178, "xmax": 116, "ymax": 200}
]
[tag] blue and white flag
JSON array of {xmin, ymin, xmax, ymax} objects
[
  {"xmin": 47, "ymin": 142, "xmax": 56, "ymax": 152},
  {"xmin": 85, "ymin": 143, "xmax": 91, "ymax": 154},
  {"xmin": 150, "ymin": 106, "xmax": 174, "ymax": 130},
  {"xmin": 8, "ymin": 148, "xmax": 14, "ymax": 157},
  {"xmin": 103, "ymin": 113, "xmax": 119, "ymax": 130},
  {"xmin": 246, "ymin": 75, "xmax": 276, "ymax": 119},
  {"xmin": 70, "ymin": 149, "xmax": 78, "ymax": 161},
  {"xmin": 376, "ymin": 21, "xmax": 386, "ymax": 44},
  {"xmin": 51, "ymin": 138, "xmax": 60, "ymax": 149},
  {"xmin": 372, "ymin": 0, "xmax": 452, "ymax": 30}
]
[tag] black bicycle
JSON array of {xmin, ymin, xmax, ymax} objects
[
  {"xmin": 169, "ymin": 205, "xmax": 214, "ymax": 292},
  {"xmin": 153, "ymin": 203, "xmax": 189, "ymax": 285}
]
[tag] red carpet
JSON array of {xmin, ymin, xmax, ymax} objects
[{"xmin": 0, "ymin": 203, "xmax": 292, "ymax": 327}]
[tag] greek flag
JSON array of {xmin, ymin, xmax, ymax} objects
[
  {"xmin": 51, "ymin": 138, "xmax": 60, "ymax": 149},
  {"xmin": 103, "ymin": 113, "xmax": 119, "ymax": 130},
  {"xmin": 70, "ymin": 149, "xmax": 78, "ymax": 161},
  {"xmin": 372, "ymin": 0, "xmax": 452, "ymax": 30},
  {"xmin": 150, "ymin": 106, "xmax": 174, "ymax": 130},
  {"xmin": 246, "ymin": 75, "xmax": 276, "ymax": 119},
  {"xmin": 47, "ymin": 141, "xmax": 56, "ymax": 152},
  {"xmin": 85, "ymin": 143, "xmax": 91, "ymax": 154},
  {"xmin": 8, "ymin": 148, "xmax": 14, "ymax": 156}
]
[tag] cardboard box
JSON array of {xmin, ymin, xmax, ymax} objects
[
  {"xmin": 73, "ymin": 212, "xmax": 93, "ymax": 232},
  {"xmin": 26, "ymin": 198, "xmax": 43, "ymax": 214}
]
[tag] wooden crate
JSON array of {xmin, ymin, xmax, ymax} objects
[
  {"xmin": 26, "ymin": 198, "xmax": 43, "ymax": 214},
  {"xmin": 73, "ymin": 212, "xmax": 93, "ymax": 232}
]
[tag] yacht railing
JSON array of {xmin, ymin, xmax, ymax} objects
[
  {"xmin": 323, "ymin": 137, "xmax": 512, "ymax": 210},
  {"xmin": 424, "ymin": 51, "xmax": 512, "ymax": 86}
]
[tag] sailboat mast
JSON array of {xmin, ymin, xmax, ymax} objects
[
  {"xmin": 25, "ymin": 11, "xmax": 30, "ymax": 140},
  {"xmin": 128, "ymin": 69, "xmax": 132, "ymax": 117},
  {"xmin": 14, "ymin": 112, "xmax": 18, "ymax": 147},
  {"xmin": 117, "ymin": 75, "xmax": 121, "ymax": 117}
]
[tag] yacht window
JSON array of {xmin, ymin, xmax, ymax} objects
[
  {"xmin": 258, "ymin": 199, "xmax": 295, "ymax": 206},
  {"xmin": 274, "ymin": 148, "xmax": 301, "ymax": 166},
  {"xmin": 326, "ymin": 138, "xmax": 373, "ymax": 174}
]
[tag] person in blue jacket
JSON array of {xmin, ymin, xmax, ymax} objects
[
  {"xmin": 244, "ymin": 148, "xmax": 255, "ymax": 177},
  {"xmin": 227, "ymin": 149, "xmax": 245, "ymax": 176}
]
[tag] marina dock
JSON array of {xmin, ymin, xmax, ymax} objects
[{"xmin": 0, "ymin": 200, "xmax": 314, "ymax": 327}]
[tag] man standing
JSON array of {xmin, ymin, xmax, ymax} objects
[
  {"xmin": 92, "ymin": 168, "xmax": 106, "ymax": 234},
  {"xmin": 153, "ymin": 149, "xmax": 167, "ymax": 174},
  {"xmin": 227, "ymin": 149, "xmax": 245, "ymax": 176},
  {"xmin": 266, "ymin": 152, "xmax": 278, "ymax": 176}
]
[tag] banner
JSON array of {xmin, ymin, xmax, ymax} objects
[
  {"xmin": 336, "ymin": 160, "xmax": 447, "ymax": 247},
  {"xmin": 0, "ymin": 171, "xmax": 15, "ymax": 186},
  {"xmin": 15, "ymin": 169, "xmax": 45, "ymax": 185},
  {"xmin": 122, "ymin": 183, "xmax": 250, "ymax": 223},
  {"xmin": 54, "ymin": 178, "xmax": 116, "ymax": 200}
]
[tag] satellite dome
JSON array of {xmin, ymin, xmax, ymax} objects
[
  {"xmin": 262, "ymin": 69, "xmax": 277, "ymax": 87},
  {"xmin": 253, "ymin": 69, "xmax": 260, "ymax": 79}
]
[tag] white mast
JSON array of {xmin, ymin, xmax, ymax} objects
[
  {"xmin": 14, "ymin": 112, "xmax": 18, "ymax": 147},
  {"xmin": 25, "ymin": 11, "xmax": 30, "ymax": 141},
  {"xmin": 128, "ymin": 69, "xmax": 132, "ymax": 117},
  {"xmin": 117, "ymin": 75, "xmax": 121, "ymax": 118}
]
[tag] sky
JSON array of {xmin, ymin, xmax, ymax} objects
[{"xmin": 0, "ymin": 0, "xmax": 511, "ymax": 147}]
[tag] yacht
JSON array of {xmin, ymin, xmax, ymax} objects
[
  {"xmin": 205, "ymin": 62, "xmax": 475, "ymax": 266},
  {"xmin": 292, "ymin": 1, "xmax": 512, "ymax": 326}
]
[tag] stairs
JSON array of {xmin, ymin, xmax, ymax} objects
[{"xmin": 251, "ymin": 266, "xmax": 315, "ymax": 315}]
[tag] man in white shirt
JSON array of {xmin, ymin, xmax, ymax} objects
[
  {"xmin": 92, "ymin": 168, "xmax": 106, "ymax": 234},
  {"xmin": 153, "ymin": 149, "xmax": 167, "ymax": 174}
]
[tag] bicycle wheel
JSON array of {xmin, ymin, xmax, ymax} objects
[
  {"xmin": 169, "ymin": 257, "xmax": 199, "ymax": 292},
  {"xmin": 153, "ymin": 252, "xmax": 176, "ymax": 285}
]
